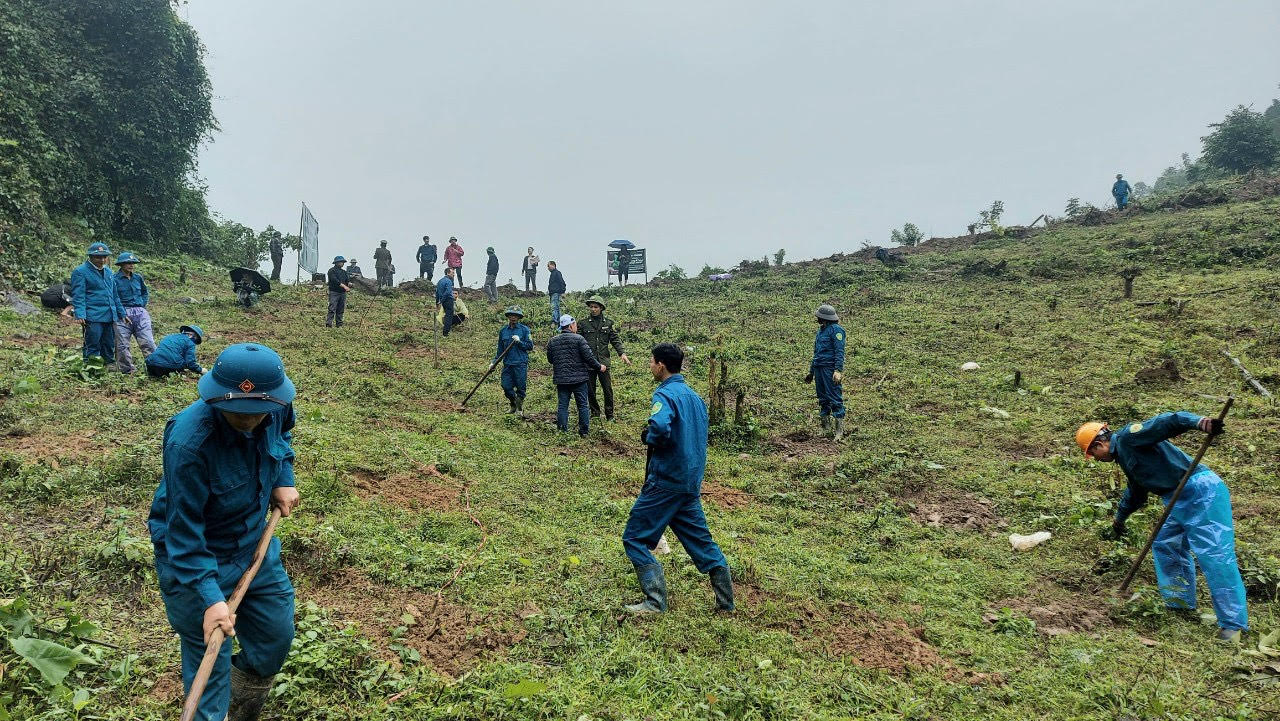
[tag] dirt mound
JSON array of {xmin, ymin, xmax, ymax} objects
[
  {"xmin": 904, "ymin": 487, "xmax": 1003, "ymax": 531},
  {"xmin": 702, "ymin": 481, "xmax": 752, "ymax": 510},
  {"xmin": 825, "ymin": 605, "xmax": 947, "ymax": 673},
  {"xmin": 768, "ymin": 429, "xmax": 838, "ymax": 459},
  {"xmin": 351, "ymin": 467, "xmax": 459, "ymax": 511},
  {"xmin": 0, "ymin": 432, "xmax": 100, "ymax": 462},
  {"xmin": 304, "ymin": 568, "xmax": 525, "ymax": 678},
  {"xmin": 992, "ymin": 591, "xmax": 1113, "ymax": 636}
]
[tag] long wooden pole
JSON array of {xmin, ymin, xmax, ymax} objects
[
  {"xmin": 1223, "ymin": 348, "xmax": 1272, "ymax": 399},
  {"xmin": 460, "ymin": 339, "xmax": 518, "ymax": 408},
  {"xmin": 1118, "ymin": 398, "xmax": 1233, "ymax": 592},
  {"xmin": 179, "ymin": 509, "xmax": 283, "ymax": 721}
]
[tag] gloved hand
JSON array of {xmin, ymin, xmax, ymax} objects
[
  {"xmin": 804, "ymin": 373, "xmax": 814, "ymax": 384},
  {"xmin": 638, "ymin": 425, "xmax": 649, "ymax": 444},
  {"xmin": 1198, "ymin": 417, "xmax": 1225, "ymax": 435},
  {"xmin": 1101, "ymin": 519, "xmax": 1126, "ymax": 540},
  {"xmin": 832, "ymin": 370, "xmax": 843, "ymax": 383}
]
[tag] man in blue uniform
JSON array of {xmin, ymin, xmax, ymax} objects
[
  {"xmin": 326, "ymin": 256, "xmax": 350, "ymax": 328},
  {"xmin": 148, "ymin": 343, "xmax": 301, "ymax": 720},
  {"xmin": 804, "ymin": 304, "xmax": 846, "ymax": 441},
  {"xmin": 1112, "ymin": 173, "xmax": 1132, "ymax": 209},
  {"xmin": 70, "ymin": 242, "xmax": 126, "ymax": 364},
  {"xmin": 416, "ymin": 236, "xmax": 437, "ymax": 280},
  {"xmin": 113, "ymin": 251, "xmax": 156, "ymax": 374},
  {"xmin": 491, "ymin": 306, "xmax": 534, "ymax": 414},
  {"xmin": 1077, "ymin": 411, "xmax": 1247, "ymax": 641},
  {"xmin": 621, "ymin": 343, "xmax": 733, "ymax": 614},
  {"xmin": 435, "ymin": 267, "xmax": 457, "ymax": 337},
  {"xmin": 146, "ymin": 325, "xmax": 206, "ymax": 377}
]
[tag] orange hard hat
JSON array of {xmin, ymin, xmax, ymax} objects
[{"xmin": 1075, "ymin": 422, "xmax": 1108, "ymax": 458}]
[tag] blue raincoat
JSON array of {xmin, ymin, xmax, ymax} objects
[
  {"xmin": 496, "ymin": 323, "xmax": 533, "ymax": 402},
  {"xmin": 810, "ymin": 322, "xmax": 846, "ymax": 418},
  {"xmin": 147, "ymin": 333, "xmax": 203, "ymax": 373},
  {"xmin": 1112, "ymin": 179, "xmax": 1131, "ymax": 208}
]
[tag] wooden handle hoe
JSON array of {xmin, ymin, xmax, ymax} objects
[
  {"xmin": 1118, "ymin": 397, "xmax": 1233, "ymax": 592},
  {"xmin": 460, "ymin": 339, "xmax": 518, "ymax": 408},
  {"xmin": 179, "ymin": 508, "xmax": 283, "ymax": 721}
]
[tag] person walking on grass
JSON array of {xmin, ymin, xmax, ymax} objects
[
  {"xmin": 1076, "ymin": 412, "xmax": 1248, "ymax": 642},
  {"xmin": 113, "ymin": 251, "xmax": 156, "ymax": 374},
  {"xmin": 71, "ymin": 242, "xmax": 126, "ymax": 367},
  {"xmin": 522, "ymin": 247, "xmax": 540, "ymax": 291},
  {"xmin": 805, "ymin": 304, "xmax": 846, "ymax": 441},
  {"xmin": 580, "ymin": 295, "xmax": 630, "ymax": 421},
  {"xmin": 435, "ymin": 267, "xmax": 456, "ymax": 337},
  {"xmin": 1113, "ymin": 173, "xmax": 1132, "ymax": 209},
  {"xmin": 147, "ymin": 343, "xmax": 301, "ymax": 721},
  {"xmin": 416, "ymin": 236, "xmax": 437, "ymax": 280},
  {"xmin": 326, "ymin": 256, "xmax": 351, "ymax": 328},
  {"xmin": 445, "ymin": 237, "xmax": 465, "ymax": 286},
  {"xmin": 491, "ymin": 306, "xmax": 533, "ymax": 415},
  {"xmin": 484, "ymin": 246, "xmax": 500, "ymax": 302},
  {"xmin": 547, "ymin": 260, "xmax": 566, "ymax": 327},
  {"xmin": 546, "ymin": 314, "xmax": 605, "ymax": 436},
  {"xmin": 145, "ymin": 325, "xmax": 206, "ymax": 377},
  {"xmin": 622, "ymin": 342, "xmax": 733, "ymax": 614},
  {"xmin": 374, "ymin": 240, "xmax": 393, "ymax": 290}
]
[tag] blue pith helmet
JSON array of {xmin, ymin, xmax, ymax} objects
[
  {"xmin": 87, "ymin": 242, "xmax": 111, "ymax": 257},
  {"xmin": 115, "ymin": 251, "xmax": 141, "ymax": 265},
  {"xmin": 503, "ymin": 305, "xmax": 524, "ymax": 318},
  {"xmin": 179, "ymin": 325, "xmax": 205, "ymax": 344},
  {"xmin": 199, "ymin": 343, "xmax": 296, "ymax": 413},
  {"xmin": 333, "ymin": 255, "xmax": 346, "ymax": 264}
]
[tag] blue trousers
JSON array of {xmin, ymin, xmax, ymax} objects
[
  {"xmin": 556, "ymin": 382, "xmax": 589, "ymax": 435},
  {"xmin": 440, "ymin": 296, "xmax": 455, "ymax": 336},
  {"xmin": 623, "ymin": 482, "xmax": 728, "ymax": 572},
  {"xmin": 813, "ymin": 366, "xmax": 845, "ymax": 418},
  {"xmin": 501, "ymin": 363, "xmax": 528, "ymax": 401},
  {"xmin": 550, "ymin": 293, "xmax": 562, "ymax": 327},
  {"xmin": 156, "ymin": 538, "xmax": 295, "ymax": 721},
  {"xmin": 1152, "ymin": 470, "xmax": 1248, "ymax": 631},
  {"xmin": 83, "ymin": 321, "xmax": 115, "ymax": 362},
  {"xmin": 1115, "ymin": 193, "xmax": 1129, "ymax": 209}
]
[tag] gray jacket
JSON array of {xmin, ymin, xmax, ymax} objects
[{"xmin": 546, "ymin": 331, "xmax": 602, "ymax": 385}]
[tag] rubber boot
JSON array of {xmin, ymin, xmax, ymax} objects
[
  {"xmin": 624, "ymin": 563, "xmax": 668, "ymax": 614},
  {"xmin": 1217, "ymin": 628, "xmax": 1242, "ymax": 644},
  {"xmin": 833, "ymin": 417, "xmax": 844, "ymax": 442},
  {"xmin": 507, "ymin": 399, "xmax": 517, "ymax": 414},
  {"xmin": 515, "ymin": 397, "xmax": 525, "ymax": 417},
  {"xmin": 709, "ymin": 565, "xmax": 735, "ymax": 612},
  {"xmin": 227, "ymin": 665, "xmax": 275, "ymax": 721},
  {"xmin": 820, "ymin": 415, "xmax": 832, "ymax": 435}
]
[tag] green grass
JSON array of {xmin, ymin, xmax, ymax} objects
[{"xmin": 2, "ymin": 193, "xmax": 1279, "ymax": 719}]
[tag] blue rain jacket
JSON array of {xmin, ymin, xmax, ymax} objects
[
  {"xmin": 1112, "ymin": 179, "xmax": 1131, "ymax": 199},
  {"xmin": 1112, "ymin": 411, "xmax": 1207, "ymax": 522},
  {"xmin": 496, "ymin": 323, "xmax": 533, "ymax": 366},
  {"xmin": 810, "ymin": 322, "xmax": 846, "ymax": 371},
  {"xmin": 148, "ymin": 333, "xmax": 202, "ymax": 372},
  {"xmin": 643, "ymin": 374, "xmax": 709, "ymax": 493},
  {"xmin": 435, "ymin": 275, "xmax": 454, "ymax": 304},
  {"xmin": 113, "ymin": 270, "xmax": 149, "ymax": 308},
  {"xmin": 547, "ymin": 269, "xmax": 566, "ymax": 295},
  {"xmin": 70, "ymin": 261, "xmax": 125, "ymax": 322},
  {"xmin": 148, "ymin": 401, "xmax": 297, "ymax": 609},
  {"xmin": 417, "ymin": 243, "xmax": 437, "ymax": 264}
]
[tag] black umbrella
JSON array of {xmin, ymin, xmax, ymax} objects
[{"xmin": 229, "ymin": 267, "xmax": 271, "ymax": 294}]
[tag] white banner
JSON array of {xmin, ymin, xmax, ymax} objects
[{"xmin": 298, "ymin": 203, "xmax": 320, "ymax": 275}]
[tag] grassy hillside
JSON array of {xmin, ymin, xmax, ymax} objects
[{"xmin": 2, "ymin": 191, "xmax": 1280, "ymax": 720}]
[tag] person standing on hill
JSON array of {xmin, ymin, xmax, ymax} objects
[
  {"xmin": 435, "ymin": 267, "xmax": 457, "ymax": 337},
  {"xmin": 617, "ymin": 246, "xmax": 631, "ymax": 286},
  {"xmin": 147, "ymin": 342, "xmax": 301, "ymax": 721},
  {"xmin": 113, "ymin": 251, "xmax": 156, "ymax": 374},
  {"xmin": 547, "ymin": 260, "xmax": 566, "ymax": 327},
  {"xmin": 269, "ymin": 234, "xmax": 284, "ymax": 281},
  {"xmin": 580, "ymin": 295, "xmax": 630, "ymax": 421},
  {"xmin": 1112, "ymin": 174, "xmax": 1132, "ymax": 209},
  {"xmin": 145, "ymin": 325, "xmax": 206, "ymax": 377},
  {"xmin": 326, "ymin": 256, "xmax": 351, "ymax": 328},
  {"xmin": 374, "ymin": 240, "xmax": 393, "ymax": 290},
  {"xmin": 444, "ymin": 237, "xmax": 465, "ymax": 286},
  {"xmin": 70, "ymin": 242, "xmax": 126, "ymax": 366},
  {"xmin": 492, "ymin": 306, "xmax": 534, "ymax": 414},
  {"xmin": 416, "ymin": 236, "xmax": 437, "ymax": 280},
  {"xmin": 546, "ymin": 314, "xmax": 605, "ymax": 436},
  {"xmin": 522, "ymin": 247, "xmax": 540, "ymax": 291},
  {"xmin": 1076, "ymin": 413, "xmax": 1247, "ymax": 642},
  {"xmin": 484, "ymin": 247, "xmax": 500, "ymax": 302},
  {"xmin": 805, "ymin": 304, "xmax": 846, "ymax": 441},
  {"xmin": 346, "ymin": 259, "xmax": 363, "ymax": 277},
  {"xmin": 622, "ymin": 342, "xmax": 733, "ymax": 614}
]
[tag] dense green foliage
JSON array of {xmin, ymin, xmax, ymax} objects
[{"xmin": 1201, "ymin": 105, "xmax": 1280, "ymax": 175}]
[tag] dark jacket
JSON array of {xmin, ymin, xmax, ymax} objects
[
  {"xmin": 580, "ymin": 314, "xmax": 624, "ymax": 360},
  {"xmin": 496, "ymin": 323, "xmax": 534, "ymax": 366},
  {"xmin": 811, "ymin": 322, "xmax": 846, "ymax": 371},
  {"xmin": 547, "ymin": 269, "xmax": 566, "ymax": 295},
  {"xmin": 327, "ymin": 266, "xmax": 349, "ymax": 292},
  {"xmin": 643, "ymin": 374, "xmax": 709, "ymax": 493},
  {"xmin": 270, "ymin": 237, "xmax": 284, "ymax": 258},
  {"xmin": 70, "ymin": 261, "xmax": 125, "ymax": 322},
  {"xmin": 435, "ymin": 276, "xmax": 454, "ymax": 304},
  {"xmin": 486, "ymin": 253, "xmax": 499, "ymax": 275},
  {"xmin": 416, "ymin": 243, "xmax": 437, "ymax": 265},
  {"xmin": 546, "ymin": 331, "xmax": 601, "ymax": 385},
  {"xmin": 1112, "ymin": 412, "xmax": 1210, "ymax": 522},
  {"xmin": 374, "ymin": 247, "xmax": 392, "ymax": 269}
]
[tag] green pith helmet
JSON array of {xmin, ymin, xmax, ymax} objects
[
  {"xmin": 503, "ymin": 305, "xmax": 524, "ymax": 318},
  {"xmin": 586, "ymin": 295, "xmax": 606, "ymax": 309},
  {"xmin": 816, "ymin": 304, "xmax": 839, "ymax": 321}
]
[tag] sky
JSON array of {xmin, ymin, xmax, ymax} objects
[{"xmin": 182, "ymin": 1, "xmax": 1280, "ymax": 290}]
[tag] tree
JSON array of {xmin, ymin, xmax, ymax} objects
[
  {"xmin": 889, "ymin": 222, "xmax": 924, "ymax": 247},
  {"xmin": 1200, "ymin": 105, "xmax": 1280, "ymax": 175},
  {"xmin": 975, "ymin": 201, "xmax": 1005, "ymax": 235},
  {"xmin": 772, "ymin": 248, "xmax": 786, "ymax": 266}
]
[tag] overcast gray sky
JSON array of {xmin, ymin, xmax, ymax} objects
[{"xmin": 183, "ymin": 1, "xmax": 1280, "ymax": 289}]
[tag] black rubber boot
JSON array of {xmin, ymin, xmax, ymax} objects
[
  {"xmin": 1217, "ymin": 627, "xmax": 1243, "ymax": 643},
  {"xmin": 820, "ymin": 415, "xmax": 832, "ymax": 434},
  {"xmin": 515, "ymin": 397, "xmax": 524, "ymax": 416},
  {"xmin": 507, "ymin": 399, "xmax": 517, "ymax": 414},
  {"xmin": 709, "ymin": 565, "xmax": 735, "ymax": 611},
  {"xmin": 227, "ymin": 665, "xmax": 275, "ymax": 721},
  {"xmin": 833, "ymin": 418, "xmax": 845, "ymax": 442},
  {"xmin": 624, "ymin": 563, "xmax": 668, "ymax": 613}
]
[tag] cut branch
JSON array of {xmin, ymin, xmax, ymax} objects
[{"xmin": 1222, "ymin": 348, "xmax": 1273, "ymax": 399}]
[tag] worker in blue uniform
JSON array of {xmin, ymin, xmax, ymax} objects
[
  {"xmin": 145, "ymin": 325, "xmax": 206, "ymax": 377},
  {"xmin": 492, "ymin": 306, "xmax": 534, "ymax": 414},
  {"xmin": 1077, "ymin": 411, "xmax": 1248, "ymax": 641},
  {"xmin": 805, "ymin": 304, "xmax": 846, "ymax": 441},
  {"xmin": 435, "ymin": 267, "xmax": 456, "ymax": 336},
  {"xmin": 70, "ymin": 242, "xmax": 126, "ymax": 364},
  {"xmin": 416, "ymin": 236, "xmax": 437, "ymax": 280},
  {"xmin": 112, "ymin": 251, "xmax": 156, "ymax": 373},
  {"xmin": 147, "ymin": 343, "xmax": 301, "ymax": 720},
  {"xmin": 621, "ymin": 343, "xmax": 733, "ymax": 614},
  {"xmin": 1112, "ymin": 174, "xmax": 1132, "ymax": 209}
]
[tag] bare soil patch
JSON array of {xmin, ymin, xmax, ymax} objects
[
  {"xmin": 303, "ymin": 568, "xmax": 525, "ymax": 678},
  {"xmin": 0, "ymin": 431, "xmax": 101, "ymax": 462},
  {"xmin": 768, "ymin": 429, "xmax": 838, "ymax": 459},
  {"xmin": 351, "ymin": 467, "xmax": 459, "ymax": 511},
  {"xmin": 825, "ymin": 605, "xmax": 947, "ymax": 674},
  {"xmin": 903, "ymin": 486, "xmax": 1004, "ymax": 531},
  {"xmin": 991, "ymin": 588, "xmax": 1114, "ymax": 636},
  {"xmin": 701, "ymin": 481, "xmax": 753, "ymax": 510}
]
